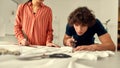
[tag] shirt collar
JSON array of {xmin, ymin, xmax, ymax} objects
[{"xmin": 28, "ymin": 2, "xmax": 45, "ymax": 7}]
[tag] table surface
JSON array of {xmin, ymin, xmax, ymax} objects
[
  {"xmin": 76, "ymin": 52, "xmax": 120, "ymax": 68},
  {"xmin": 0, "ymin": 45, "xmax": 119, "ymax": 68}
]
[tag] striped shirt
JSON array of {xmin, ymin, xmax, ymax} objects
[{"xmin": 14, "ymin": 2, "xmax": 53, "ymax": 45}]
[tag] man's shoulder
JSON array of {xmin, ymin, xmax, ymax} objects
[
  {"xmin": 91, "ymin": 19, "xmax": 101, "ymax": 27},
  {"xmin": 66, "ymin": 24, "xmax": 73, "ymax": 28}
]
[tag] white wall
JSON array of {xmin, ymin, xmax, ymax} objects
[
  {"xmin": 0, "ymin": 0, "xmax": 17, "ymax": 35},
  {"xmin": 99, "ymin": 0, "xmax": 118, "ymax": 46},
  {"xmin": 0, "ymin": 0, "xmax": 28, "ymax": 36},
  {"xmin": 44, "ymin": 0, "xmax": 118, "ymax": 46}
]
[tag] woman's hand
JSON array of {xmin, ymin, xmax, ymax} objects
[
  {"xmin": 46, "ymin": 43, "xmax": 60, "ymax": 48},
  {"xmin": 20, "ymin": 39, "xmax": 30, "ymax": 46}
]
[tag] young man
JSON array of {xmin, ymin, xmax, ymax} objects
[
  {"xmin": 14, "ymin": 0, "xmax": 59, "ymax": 47},
  {"xmin": 63, "ymin": 7, "xmax": 115, "ymax": 51}
]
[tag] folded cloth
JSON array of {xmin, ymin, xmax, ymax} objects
[
  {"xmin": 18, "ymin": 46, "xmax": 115, "ymax": 61},
  {"xmin": 70, "ymin": 51, "xmax": 115, "ymax": 60}
]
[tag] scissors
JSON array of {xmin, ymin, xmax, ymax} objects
[
  {"xmin": 17, "ymin": 53, "xmax": 71, "ymax": 60},
  {"xmin": 71, "ymin": 40, "xmax": 77, "ymax": 53}
]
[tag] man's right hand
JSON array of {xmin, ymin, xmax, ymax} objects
[{"xmin": 66, "ymin": 38, "xmax": 75, "ymax": 47}]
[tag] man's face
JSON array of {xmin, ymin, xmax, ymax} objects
[{"xmin": 73, "ymin": 23, "xmax": 88, "ymax": 36}]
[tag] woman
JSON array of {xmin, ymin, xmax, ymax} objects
[
  {"xmin": 14, "ymin": 0, "xmax": 59, "ymax": 47},
  {"xmin": 63, "ymin": 7, "xmax": 115, "ymax": 51}
]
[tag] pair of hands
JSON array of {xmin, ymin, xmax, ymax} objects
[
  {"xmin": 66, "ymin": 38, "xmax": 96, "ymax": 51},
  {"xmin": 20, "ymin": 38, "xmax": 95, "ymax": 51},
  {"xmin": 20, "ymin": 39, "xmax": 60, "ymax": 48}
]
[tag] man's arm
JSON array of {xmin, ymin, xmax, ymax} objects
[
  {"xmin": 95, "ymin": 33, "xmax": 115, "ymax": 51},
  {"xmin": 74, "ymin": 33, "xmax": 116, "ymax": 51}
]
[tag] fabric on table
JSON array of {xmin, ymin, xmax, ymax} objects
[{"xmin": 19, "ymin": 46, "xmax": 115, "ymax": 61}]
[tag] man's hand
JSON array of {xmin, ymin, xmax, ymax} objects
[
  {"xmin": 63, "ymin": 34, "xmax": 77, "ymax": 47},
  {"xmin": 73, "ymin": 45, "xmax": 96, "ymax": 51},
  {"xmin": 66, "ymin": 38, "xmax": 76, "ymax": 47}
]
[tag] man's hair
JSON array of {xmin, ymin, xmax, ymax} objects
[{"xmin": 68, "ymin": 7, "xmax": 96, "ymax": 27}]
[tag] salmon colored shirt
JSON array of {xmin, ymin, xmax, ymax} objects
[{"xmin": 14, "ymin": 2, "xmax": 53, "ymax": 45}]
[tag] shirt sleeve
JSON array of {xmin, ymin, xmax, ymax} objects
[
  {"xmin": 65, "ymin": 24, "xmax": 73, "ymax": 36},
  {"xmin": 46, "ymin": 8, "xmax": 53, "ymax": 44},
  {"xmin": 14, "ymin": 4, "xmax": 25, "ymax": 43},
  {"xmin": 94, "ymin": 19, "xmax": 107, "ymax": 36}
]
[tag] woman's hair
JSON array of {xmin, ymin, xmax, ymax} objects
[
  {"xmin": 68, "ymin": 7, "xmax": 96, "ymax": 27},
  {"xmin": 24, "ymin": 0, "xmax": 32, "ymax": 5},
  {"xmin": 28, "ymin": 0, "xmax": 32, "ymax": 2}
]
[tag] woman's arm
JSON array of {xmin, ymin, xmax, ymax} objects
[
  {"xmin": 14, "ymin": 4, "xmax": 25, "ymax": 43},
  {"xmin": 46, "ymin": 8, "xmax": 53, "ymax": 44}
]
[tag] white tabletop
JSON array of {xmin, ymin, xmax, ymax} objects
[
  {"xmin": 76, "ymin": 52, "xmax": 120, "ymax": 68},
  {"xmin": 0, "ymin": 45, "xmax": 119, "ymax": 68}
]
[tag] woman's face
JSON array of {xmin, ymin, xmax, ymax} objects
[{"xmin": 73, "ymin": 23, "xmax": 88, "ymax": 36}]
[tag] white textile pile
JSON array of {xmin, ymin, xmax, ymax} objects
[
  {"xmin": 70, "ymin": 50, "xmax": 115, "ymax": 60},
  {"xmin": 19, "ymin": 46, "xmax": 115, "ymax": 61}
]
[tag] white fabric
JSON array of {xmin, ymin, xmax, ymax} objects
[
  {"xmin": 18, "ymin": 46, "xmax": 115, "ymax": 61},
  {"xmin": 21, "ymin": 58, "xmax": 92, "ymax": 68},
  {"xmin": 0, "ymin": 45, "xmax": 115, "ymax": 68},
  {"xmin": 70, "ymin": 51, "xmax": 115, "ymax": 60},
  {"xmin": 0, "ymin": 45, "xmax": 115, "ymax": 61}
]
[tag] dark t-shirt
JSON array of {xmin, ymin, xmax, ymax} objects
[{"xmin": 65, "ymin": 19, "xmax": 107, "ymax": 47}]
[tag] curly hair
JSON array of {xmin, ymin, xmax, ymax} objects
[{"xmin": 68, "ymin": 7, "xmax": 96, "ymax": 27}]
